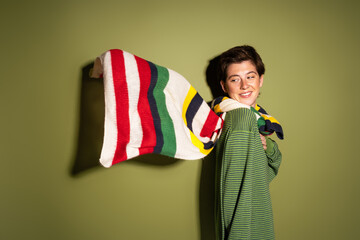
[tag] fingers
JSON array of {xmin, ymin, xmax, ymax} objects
[
  {"xmin": 260, "ymin": 134, "xmax": 267, "ymax": 151},
  {"xmin": 90, "ymin": 57, "xmax": 103, "ymax": 78}
]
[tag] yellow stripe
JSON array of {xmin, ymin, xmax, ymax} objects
[
  {"xmin": 255, "ymin": 104, "xmax": 280, "ymax": 124},
  {"xmin": 214, "ymin": 104, "xmax": 222, "ymax": 114},
  {"xmin": 182, "ymin": 85, "xmax": 197, "ymax": 125},
  {"xmin": 190, "ymin": 131, "xmax": 213, "ymax": 155},
  {"xmin": 182, "ymin": 86, "xmax": 210, "ymax": 155},
  {"xmin": 213, "ymin": 96, "xmax": 228, "ymax": 114},
  {"xmin": 261, "ymin": 114, "xmax": 280, "ymax": 124}
]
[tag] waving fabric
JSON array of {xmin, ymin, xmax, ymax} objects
[
  {"xmin": 97, "ymin": 49, "xmax": 224, "ymax": 167},
  {"xmin": 94, "ymin": 49, "xmax": 283, "ymax": 167}
]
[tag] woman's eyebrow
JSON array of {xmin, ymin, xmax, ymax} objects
[
  {"xmin": 227, "ymin": 74, "xmax": 240, "ymax": 79},
  {"xmin": 227, "ymin": 71, "xmax": 258, "ymax": 79}
]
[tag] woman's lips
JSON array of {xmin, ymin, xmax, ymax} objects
[{"xmin": 240, "ymin": 92, "xmax": 252, "ymax": 98}]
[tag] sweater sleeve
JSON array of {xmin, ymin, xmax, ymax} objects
[
  {"xmin": 215, "ymin": 109, "xmax": 278, "ymax": 240},
  {"xmin": 265, "ymin": 137, "xmax": 282, "ymax": 182}
]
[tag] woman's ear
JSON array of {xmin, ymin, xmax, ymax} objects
[
  {"xmin": 220, "ymin": 80, "xmax": 227, "ymax": 93},
  {"xmin": 259, "ymin": 75, "xmax": 264, "ymax": 88}
]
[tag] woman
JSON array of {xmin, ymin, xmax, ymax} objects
[
  {"xmin": 214, "ymin": 46, "xmax": 282, "ymax": 240},
  {"xmin": 93, "ymin": 46, "xmax": 282, "ymax": 238}
]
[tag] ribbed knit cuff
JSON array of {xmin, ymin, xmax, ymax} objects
[{"xmin": 265, "ymin": 137, "xmax": 276, "ymax": 156}]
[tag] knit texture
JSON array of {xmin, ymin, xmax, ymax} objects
[
  {"xmin": 215, "ymin": 108, "xmax": 282, "ymax": 240},
  {"xmin": 211, "ymin": 96, "xmax": 283, "ymax": 139},
  {"xmin": 98, "ymin": 49, "xmax": 223, "ymax": 167},
  {"xmin": 96, "ymin": 49, "xmax": 283, "ymax": 167}
]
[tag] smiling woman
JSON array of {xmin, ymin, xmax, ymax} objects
[
  {"xmin": 214, "ymin": 45, "xmax": 282, "ymax": 240},
  {"xmin": 220, "ymin": 60, "xmax": 264, "ymax": 107},
  {"xmin": 220, "ymin": 45, "xmax": 265, "ymax": 108}
]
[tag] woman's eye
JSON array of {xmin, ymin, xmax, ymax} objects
[
  {"xmin": 230, "ymin": 78, "xmax": 239, "ymax": 82},
  {"xmin": 247, "ymin": 76, "xmax": 255, "ymax": 80}
]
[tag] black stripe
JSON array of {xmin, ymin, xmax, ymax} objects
[
  {"xmin": 259, "ymin": 120, "xmax": 284, "ymax": 140},
  {"xmin": 203, "ymin": 140, "xmax": 215, "ymax": 150},
  {"xmin": 256, "ymin": 104, "xmax": 268, "ymax": 114},
  {"xmin": 213, "ymin": 96, "xmax": 225, "ymax": 107},
  {"xmin": 147, "ymin": 61, "xmax": 164, "ymax": 153},
  {"xmin": 186, "ymin": 92, "xmax": 203, "ymax": 132}
]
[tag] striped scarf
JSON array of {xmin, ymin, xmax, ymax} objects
[
  {"xmin": 211, "ymin": 96, "xmax": 283, "ymax": 139},
  {"xmin": 95, "ymin": 49, "xmax": 283, "ymax": 168}
]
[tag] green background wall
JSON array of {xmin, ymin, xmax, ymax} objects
[{"xmin": 2, "ymin": 0, "xmax": 359, "ymax": 239}]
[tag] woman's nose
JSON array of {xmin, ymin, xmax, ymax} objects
[{"xmin": 240, "ymin": 80, "xmax": 248, "ymax": 89}]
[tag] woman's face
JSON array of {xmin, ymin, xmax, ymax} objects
[{"xmin": 220, "ymin": 60, "xmax": 263, "ymax": 107}]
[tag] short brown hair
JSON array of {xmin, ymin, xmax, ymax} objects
[{"xmin": 219, "ymin": 45, "xmax": 265, "ymax": 81}]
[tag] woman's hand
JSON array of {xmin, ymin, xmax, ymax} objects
[{"xmin": 260, "ymin": 134, "xmax": 267, "ymax": 151}]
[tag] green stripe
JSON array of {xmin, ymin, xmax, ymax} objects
[
  {"xmin": 250, "ymin": 106, "xmax": 266, "ymax": 129},
  {"xmin": 154, "ymin": 65, "xmax": 177, "ymax": 157}
]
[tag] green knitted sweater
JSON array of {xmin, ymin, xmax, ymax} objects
[{"xmin": 215, "ymin": 108, "xmax": 282, "ymax": 240}]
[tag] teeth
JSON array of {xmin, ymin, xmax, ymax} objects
[{"xmin": 241, "ymin": 92, "xmax": 251, "ymax": 96}]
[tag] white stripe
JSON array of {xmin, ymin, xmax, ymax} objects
[
  {"xmin": 191, "ymin": 101, "xmax": 212, "ymax": 142},
  {"xmin": 99, "ymin": 51, "xmax": 118, "ymax": 167},
  {"xmin": 219, "ymin": 98, "xmax": 250, "ymax": 112},
  {"xmin": 193, "ymin": 101, "xmax": 225, "ymax": 144},
  {"xmin": 123, "ymin": 51, "xmax": 142, "ymax": 159},
  {"xmin": 165, "ymin": 69, "xmax": 205, "ymax": 160}
]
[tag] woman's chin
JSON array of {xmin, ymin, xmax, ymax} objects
[{"xmin": 238, "ymin": 100, "xmax": 255, "ymax": 107}]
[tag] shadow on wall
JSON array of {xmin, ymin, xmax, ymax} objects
[
  {"xmin": 199, "ymin": 54, "xmax": 223, "ymax": 240},
  {"xmin": 70, "ymin": 62, "xmax": 178, "ymax": 176},
  {"xmin": 70, "ymin": 62, "xmax": 104, "ymax": 175},
  {"xmin": 205, "ymin": 55, "xmax": 225, "ymax": 100},
  {"xmin": 71, "ymin": 55, "xmax": 223, "ymax": 240}
]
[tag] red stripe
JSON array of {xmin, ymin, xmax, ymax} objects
[
  {"xmin": 135, "ymin": 56, "xmax": 156, "ymax": 155},
  {"xmin": 200, "ymin": 111, "xmax": 223, "ymax": 138},
  {"xmin": 111, "ymin": 49, "xmax": 130, "ymax": 165}
]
